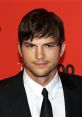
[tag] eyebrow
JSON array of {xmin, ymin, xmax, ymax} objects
[{"xmin": 23, "ymin": 41, "xmax": 57, "ymax": 46}]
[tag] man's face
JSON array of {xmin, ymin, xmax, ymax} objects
[{"xmin": 18, "ymin": 37, "xmax": 65, "ymax": 78}]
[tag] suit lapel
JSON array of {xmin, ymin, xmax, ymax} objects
[
  {"xmin": 59, "ymin": 72, "xmax": 81, "ymax": 117},
  {"xmin": 8, "ymin": 71, "xmax": 32, "ymax": 117}
]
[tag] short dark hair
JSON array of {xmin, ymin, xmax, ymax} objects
[{"xmin": 18, "ymin": 8, "xmax": 65, "ymax": 46}]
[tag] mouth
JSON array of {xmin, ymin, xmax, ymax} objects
[{"xmin": 33, "ymin": 61, "xmax": 48, "ymax": 67}]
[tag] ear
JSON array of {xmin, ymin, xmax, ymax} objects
[
  {"xmin": 18, "ymin": 43, "xmax": 23, "ymax": 57},
  {"xmin": 60, "ymin": 42, "xmax": 65, "ymax": 57}
]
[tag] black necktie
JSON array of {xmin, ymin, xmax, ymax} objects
[{"xmin": 40, "ymin": 88, "xmax": 53, "ymax": 117}]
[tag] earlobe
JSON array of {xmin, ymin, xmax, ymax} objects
[
  {"xmin": 18, "ymin": 44, "xmax": 22, "ymax": 57},
  {"xmin": 60, "ymin": 42, "xmax": 65, "ymax": 57}
]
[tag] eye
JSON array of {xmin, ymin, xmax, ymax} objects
[
  {"xmin": 45, "ymin": 44, "xmax": 56, "ymax": 48},
  {"xmin": 26, "ymin": 44, "xmax": 35, "ymax": 48}
]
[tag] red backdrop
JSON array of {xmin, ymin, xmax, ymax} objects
[{"xmin": 0, "ymin": 0, "xmax": 82, "ymax": 79}]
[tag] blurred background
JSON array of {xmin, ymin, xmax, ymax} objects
[{"xmin": 0, "ymin": 0, "xmax": 82, "ymax": 79}]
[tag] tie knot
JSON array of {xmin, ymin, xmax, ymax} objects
[{"xmin": 42, "ymin": 88, "xmax": 48, "ymax": 98}]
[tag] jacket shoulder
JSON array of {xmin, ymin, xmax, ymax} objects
[
  {"xmin": 0, "ymin": 71, "xmax": 23, "ymax": 90},
  {"xmin": 59, "ymin": 72, "xmax": 82, "ymax": 79},
  {"xmin": 59, "ymin": 72, "xmax": 82, "ymax": 90}
]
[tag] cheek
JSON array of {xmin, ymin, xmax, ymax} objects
[
  {"xmin": 46, "ymin": 50, "xmax": 60, "ymax": 60},
  {"xmin": 22, "ymin": 50, "xmax": 35, "ymax": 63}
]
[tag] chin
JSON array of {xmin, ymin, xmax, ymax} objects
[{"xmin": 32, "ymin": 71, "xmax": 52, "ymax": 77}]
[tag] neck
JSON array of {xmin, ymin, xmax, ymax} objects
[{"xmin": 25, "ymin": 68, "xmax": 57, "ymax": 86}]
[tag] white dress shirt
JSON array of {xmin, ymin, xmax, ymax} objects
[{"xmin": 23, "ymin": 69, "xmax": 66, "ymax": 117}]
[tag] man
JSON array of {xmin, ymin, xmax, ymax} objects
[{"xmin": 0, "ymin": 8, "xmax": 82, "ymax": 117}]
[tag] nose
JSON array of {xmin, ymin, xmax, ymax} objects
[{"xmin": 35, "ymin": 47, "xmax": 45, "ymax": 59}]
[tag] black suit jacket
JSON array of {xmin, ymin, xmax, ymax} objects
[{"xmin": 0, "ymin": 71, "xmax": 82, "ymax": 117}]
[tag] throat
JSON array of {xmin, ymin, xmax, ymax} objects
[{"xmin": 25, "ymin": 68, "xmax": 57, "ymax": 86}]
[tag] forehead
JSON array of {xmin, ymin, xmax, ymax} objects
[{"xmin": 23, "ymin": 37, "xmax": 56, "ymax": 45}]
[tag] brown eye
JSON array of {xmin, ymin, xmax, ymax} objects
[
  {"xmin": 45, "ymin": 44, "xmax": 56, "ymax": 48},
  {"xmin": 26, "ymin": 44, "xmax": 35, "ymax": 48}
]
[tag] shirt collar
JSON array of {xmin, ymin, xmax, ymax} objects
[
  {"xmin": 45, "ymin": 71, "xmax": 60, "ymax": 99},
  {"xmin": 23, "ymin": 69, "xmax": 60, "ymax": 99},
  {"xmin": 23, "ymin": 69, "xmax": 43, "ymax": 98}
]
